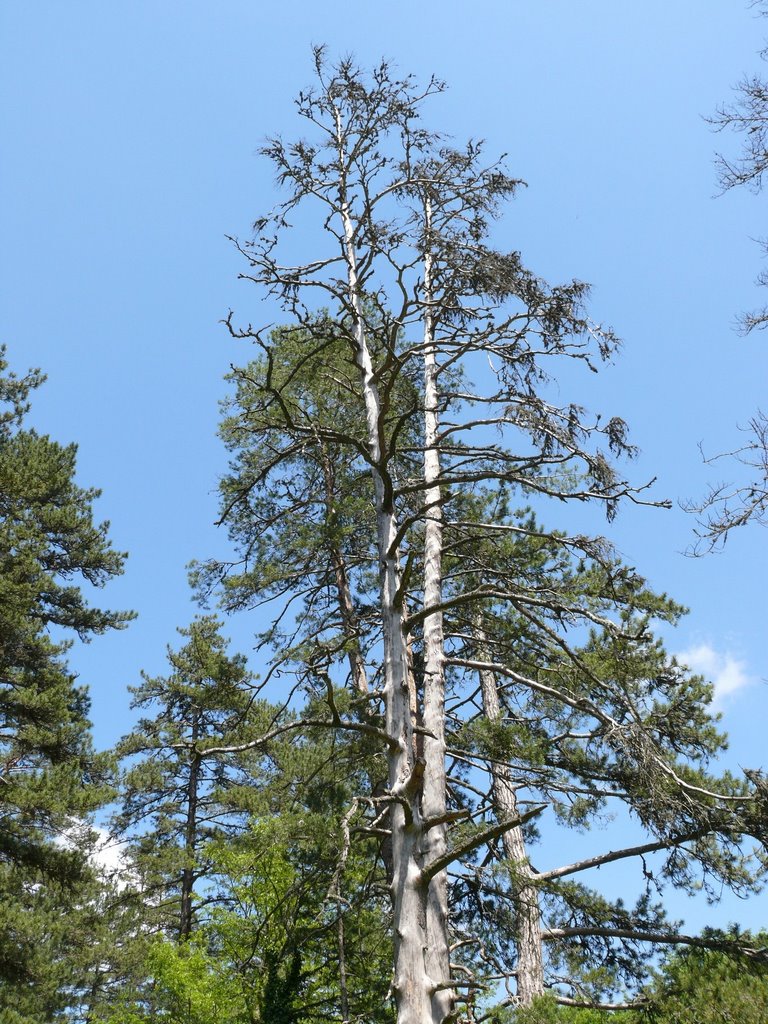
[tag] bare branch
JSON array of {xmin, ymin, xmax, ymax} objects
[
  {"xmin": 536, "ymin": 829, "xmax": 710, "ymax": 882},
  {"xmin": 421, "ymin": 805, "xmax": 546, "ymax": 884}
]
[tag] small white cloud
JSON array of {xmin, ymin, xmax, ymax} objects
[
  {"xmin": 90, "ymin": 827, "xmax": 130, "ymax": 880},
  {"xmin": 676, "ymin": 643, "xmax": 753, "ymax": 705},
  {"xmin": 57, "ymin": 822, "xmax": 133, "ymax": 889}
]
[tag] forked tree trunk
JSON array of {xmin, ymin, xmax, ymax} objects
[
  {"xmin": 476, "ymin": 647, "xmax": 544, "ymax": 1004},
  {"xmin": 336, "ymin": 124, "xmax": 454, "ymax": 1023}
]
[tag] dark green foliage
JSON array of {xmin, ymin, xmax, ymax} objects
[
  {"xmin": 261, "ymin": 949, "xmax": 304, "ymax": 1024},
  {"xmin": 201, "ymin": 741, "xmax": 394, "ymax": 1024},
  {"xmin": 104, "ymin": 616, "xmax": 394, "ymax": 1024},
  {"xmin": 0, "ymin": 346, "xmax": 130, "ymax": 1014},
  {"xmin": 99, "ymin": 671, "xmax": 394, "ymax": 1024},
  {"xmin": 640, "ymin": 932, "xmax": 768, "ymax": 1024},
  {"xmin": 113, "ymin": 615, "xmax": 270, "ymax": 939},
  {"xmin": 193, "ymin": 322, "xmax": 387, "ymax": 685},
  {"xmin": 208, "ymin": 322, "xmax": 768, "ymax": 1007}
]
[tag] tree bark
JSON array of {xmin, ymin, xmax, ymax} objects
[
  {"xmin": 475, "ymin": 638, "xmax": 544, "ymax": 1005},
  {"xmin": 335, "ymin": 118, "xmax": 453, "ymax": 1024},
  {"xmin": 337, "ymin": 912, "xmax": 350, "ymax": 1024},
  {"xmin": 420, "ymin": 197, "xmax": 454, "ymax": 1023},
  {"xmin": 179, "ymin": 720, "xmax": 201, "ymax": 942}
]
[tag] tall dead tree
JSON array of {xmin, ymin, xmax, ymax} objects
[{"xmin": 205, "ymin": 51, "xmax": 768, "ymax": 1022}]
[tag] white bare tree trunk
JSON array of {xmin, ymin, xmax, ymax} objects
[
  {"xmin": 420, "ymin": 199, "xmax": 455, "ymax": 1023},
  {"xmin": 337, "ymin": 173, "xmax": 452, "ymax": 1023},
  {"xmin": 476, "ymin": 647, "xmax": 544, "ymax": 1005}
]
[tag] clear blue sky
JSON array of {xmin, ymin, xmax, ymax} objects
[{"xmin": 2, "ymin": 1, "xmax": 767, "ymax": 932}]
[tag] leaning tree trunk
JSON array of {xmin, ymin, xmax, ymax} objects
[{"xmin": 475, "ymin": 638, "xmax": 544, "ymax": 1005}]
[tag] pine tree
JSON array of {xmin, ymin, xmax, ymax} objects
[
  {"xmin": 0, "ymin": 345, "xmax": 130, "ymax": 1013},
  {"xmin": 202, "ymin": 712, "xmax": 395, "ymax": 1024},
  {"xmin": 201, "ymin": 53, "xmax": 768, "ymax": 1022},
  {"xmin": 639, "ymin": 930, "xmax": 768, "ymax": 1024},
  {"xmin": 206, "ymin": 324, "xmax": 768, "ymax": 1015},
  {"xmin": 709, "ymin": 0, "xmax": 768, "ymax": 333},
  {"xmin": 113, "ymin": 616, "xmax": 269, "ymax": 941},
  {"xmin": 104, "ymin": 645, "xmax": 393, "ymax": 1024}
]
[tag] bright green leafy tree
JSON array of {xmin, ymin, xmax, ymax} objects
[
  {"xmin": 202, "ymin": 709, "xmax": 395, "ymax": 1024},
  {"xmin": 98, "ymin": 674, "xmax": 393, "ymax": 1023}
]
